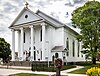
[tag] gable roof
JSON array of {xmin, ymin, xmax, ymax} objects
[
  {"xmin": 36, "ymin": 10, "xmax": 64, "ymax": 27},
  {"xmin": 9, "ymin": 7, "xmax": 79, "ymax": 35},
  {"xmin": 51, "ymin": 46, "xmax": 65, "ymax": 52},
  {"xmin": 36, "ymin": 10, "xmax": 79, "ymax": 35},
  {"xmin": 9, "ymin": 7, "xmax": 43, "ymax": 28}
]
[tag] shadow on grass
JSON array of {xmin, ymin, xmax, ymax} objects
[
  {"xmin": 9, "ymin": 73, "xmax": 48, "ymax": 76},
  {"xmin": 69, "ymin": 62, "xmax": 100, "ymax": 74}
]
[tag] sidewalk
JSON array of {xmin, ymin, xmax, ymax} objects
[
  {"xmin": 62, "ymin": 66, "xmax": 84, "ymax": 73},
  {"xmin": 61, "ymin": 66, "xmax": 87, "ymax": 76},
  {"xmin": 0, "ymin": 65, "xmax": 31, "ymax": 70},
  {"xmin": 0, "ymin": 65, "xmax": 87, "ymax": 76}
]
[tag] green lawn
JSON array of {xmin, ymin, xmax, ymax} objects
[
  {"xmin": 96, "ymin": 61, "xmax": 100, "ymax": 64},
  {"xmin": 69, "ymin": 62, "xmax": 100, "ymax": 74},
  {"xmin": 9, "ymin": 73, "xmax": 48, "ymax": 76},
  {"xmin": 69, "ymin": 66, "xmax": 91, "ymax": 74}
]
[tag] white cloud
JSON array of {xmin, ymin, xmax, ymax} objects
[{"xmin": 0, "ymin": 0, "xmax": 99, "ymax": 48}]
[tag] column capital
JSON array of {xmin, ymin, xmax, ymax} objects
[
  {"xmin": 41, "ymin": 22, "xmax": 46, "ymax": 26},
  {"xmin": 11, "ymin": 29, "xmax": 15, "ymax": 31},
  {"xmin": 20, "ymin": 27, "xmax": 24, "ymax": 30},
  {"xmin": 29, "ymin": 25, "xmax": 33, "ymax": 28}
]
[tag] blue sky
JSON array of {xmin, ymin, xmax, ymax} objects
[{"xmin": 0, "ymin": 0, "xmax": 99, "ymax": 46}]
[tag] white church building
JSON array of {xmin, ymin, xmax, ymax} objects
[{"xmin": 9, "ymin": 5, "xmax": 85, "ymax": 62}]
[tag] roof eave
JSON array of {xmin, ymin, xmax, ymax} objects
[
  {"xmin": 64, "ymin": 25, "xmax": 79, "ymax": 35},
  {"xmin": 36, "ymin": 10, "xmax": 64, "ymax": 27}
]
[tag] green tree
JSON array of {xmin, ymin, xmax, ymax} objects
[
  {"xmin": 71, "ymin": 1, "xmax": 100, "ymax": 64},
  {"xmin": 0, "ymin": 38, "xmax": 11, "ymax": 63}
]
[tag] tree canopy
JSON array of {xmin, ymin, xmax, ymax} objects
[
  {"xmin": 0, "ymin": 38, "xmax": 11, "ymax": 63},
  {"xmin": 71, "ymin": 1, "xmax": 100, "ymax": 64}
]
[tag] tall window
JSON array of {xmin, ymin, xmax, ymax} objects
[
  {"xmin": 72, "ymin": 40, "xmax": 75, "ymax": 57},
  {"xmin": 40, "ymin": 29, "xmax": 42, "ymax": 41},
  {"xmin": 77, "ymin": 42, "xmax": 80, "ymax": 57},
  {"xmin": 66, "ymin": 52, "xmax": 69, "ymax": 56},
  {"xmin": 41, "ymin": 51, "xmax": 42, "ymax": 60},
  {"xmin": 66, "ymin": 38, "xmax": 69, "ymax": 56},
  {"xmin": 52, "ymin": 55, "xmax": 55, "ymax": 62},
  {"xmin": 55, "ymin": 53, "xmax": 59, "ymax": 58},
  {"xmin": 24, "ymin": 32, "xmax": 25, "ymax": 43},
  {"xmin": 66, "ymin": 38, "xmax": 69, "ymax": 50},
  {"xmin": 34, "ymin": 51, "xmax": 36, "ymax": 60}
]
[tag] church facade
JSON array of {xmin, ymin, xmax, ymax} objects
[{"xmin": 9, "ymin": 7, "xmax": 85, "ymax": 62}]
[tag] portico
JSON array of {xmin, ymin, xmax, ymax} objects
[{"xmin": 11, "ymin": 21, "xmax": 46, "ymax": 61}]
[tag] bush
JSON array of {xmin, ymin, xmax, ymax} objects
[
  {"xmin": 31, "ymin": 63, "xmax": 76, "ymax": 72},
  {"xmin": 86, "ymin": 67, "xmax": 100, "ymax": 76},
  {"xmin": 75, "ymin": 61, "xmax": 92, "ymax": 66}
]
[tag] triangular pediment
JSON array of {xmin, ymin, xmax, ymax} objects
[{"xmin": 10, "ymin": 8, "xmax": 42, "ymax": 27}]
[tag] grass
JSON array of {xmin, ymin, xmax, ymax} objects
[
  {"xmin": 9, "ymin": 73, "xmax": 48, "ymax": 76},
  {"xmin": 96, "ymin": 61, "xmax": 100, "ymax": 64},
  {"xmin": 69, "ymin": 62, "xmax": 100, "ymax": 74},
  {"xmin": 69, "ymin": 66, "xmax": 91, "ymax": 74},
  {"xmin": 61, "ymin": 64, "xmax": 76, "ymax": 70},
  {"xmin": 9, "ymin": 62, "xmax": 97, "ymax": 75}
]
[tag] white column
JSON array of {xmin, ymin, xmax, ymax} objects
[
  {"xmin": 17, "ymin": 30, "xmax": 20, "ymax": 59},
  {"xmin": 30, "ymin": 26, "xmax": 34, "ymax": 61},
  {"xmin": 20, "ymin": 27, "xmax": 24, "ymax": 61},
  {"xmin": 11, "ymin": 29, "xmax": 15, "ymax": 61},
  {"xmin": 41, "ymin": 22, "xmax": 46, "ymax": 61}
]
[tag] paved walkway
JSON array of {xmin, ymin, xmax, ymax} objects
[{"xmin": 0, "ymin": 65, "xmax": 87, "ymax": 76}]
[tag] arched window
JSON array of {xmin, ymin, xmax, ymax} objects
[
  {"xmin": 66, "ymin": 38, "xmax": 69, "ymax": 56},
  {"xmin": 34, "ymin": 51, "xmax": 36, "ymax": 60},
  {"xmin": 41, "ymin": 51, "xmax": 42, "ymax": 60},
  {"xmin": 52, "ymin": 55, "xmax": 55, "ymax": 62},
  {"xmin": 72, "ymin": 40, "xmax": 75, "ymax": 57},
  {"xmin": 40, "ymin": 29, "xmax": 42, "ymax": 41},
  {"xmin": 24, "ymin": 32, "xmax": 25, "ymax": 43},
  {"xmin": 66, "ymin": 38, "xmax": 69, "ymax": 50},
  {"xmin": 77, "ymin": 41, "xmax": 80, "ymax": 57},
  {"xmin": 55, "ymin": 53, "xmax": 59, "ymax": 58}
]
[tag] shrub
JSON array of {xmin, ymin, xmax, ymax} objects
[
  {"xmin": 31, "ymin": 63, "xmax": 76, "ymax": 72},
  {"xmin": 75, "ymin": 61, "xmax": 92, "ymax": 66},
  {"xmin": 86, "ymin": 67, "xmax": 100, "ymax": 76}
]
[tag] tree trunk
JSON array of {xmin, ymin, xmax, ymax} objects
[
  {"xmin": 92, "ymin": 57, "xmax": 96, "ymax": 64},
  {"xmin": 92, "ymin": 46, "xmax": 97, "ymax": 64}
]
